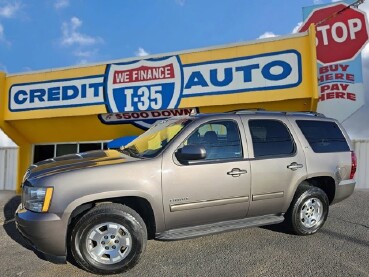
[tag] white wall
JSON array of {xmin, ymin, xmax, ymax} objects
[
  {"xmin": 0, "ymin": 129, "xmax": 18, "ymax": 191},
  {"xmin": 0, "ymin": 147, "xmax": 18, "ymax": 191},
  {"xmin": 0, "ymin": 129, "xmax": 17, "ymax": 147},
  {"xmin": 353, "ymin": 140, "xmax": 369, "ymax": 189}
]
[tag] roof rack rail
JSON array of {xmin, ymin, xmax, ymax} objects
[
  {"xmin": 287, "ymin": 111, "xmax": 326, "ymax": 117},
  {"xmin": 229, "ymin": 109, "xmax": 326, "ymax": 117}
]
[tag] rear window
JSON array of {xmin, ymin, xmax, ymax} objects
[{"xmin": 296, "ymin": 120, "xmax": 349, "ymax": 153}]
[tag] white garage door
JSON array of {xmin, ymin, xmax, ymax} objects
[{"xmin": 0, "ymin": 147, "xmax": 18, "ymax": 191}]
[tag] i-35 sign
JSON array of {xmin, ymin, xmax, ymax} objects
[{"xmin": 300, "ymin": 3, "xmax": 369, "ymax": 64}]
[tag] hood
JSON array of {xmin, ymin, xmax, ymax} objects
[{"xmin": 25, "ymin": 150, "xmax": 133, "ymax": 180}]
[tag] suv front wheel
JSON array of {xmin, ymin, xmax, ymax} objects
[
  {"xmin": 285, "ymin": 183, "xmax": 329, "ymax": 235},
  {"xmin": 70, "ymin": 203, "xmax": 147, "ymax": 275}
]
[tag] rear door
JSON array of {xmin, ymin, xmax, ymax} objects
[
  {"xmin": 241, "ymin": 116, "xmax": 307, "ymax": 217},
  {"xmin": 161, "ymin": 117, "xmax": 251, "ymax": 230}
]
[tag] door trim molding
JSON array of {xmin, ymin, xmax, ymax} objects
[
  {"xmin": 170, "ymin": 195, "xmax": 249, "ymax": 212},
  {"xmin": 252, "ymin": 191, "xmax": 284, "ymax": 201}
]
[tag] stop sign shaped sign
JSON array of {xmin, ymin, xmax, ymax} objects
[{"xmin": 300, "ymin": 3, "xmax": 369, "ymax": 64}]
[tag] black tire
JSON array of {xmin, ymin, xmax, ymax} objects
[
  {"xmin": 285, "ymin": 183, "xmax": 329, "ymax": 236},
  {"xmin": 70, "ymin": 203, "xmax": 147, "ymax": 275}
]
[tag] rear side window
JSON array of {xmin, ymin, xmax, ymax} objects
[
  {"xmin": 249, "ymin": 120, "xmax": 295, "ymax": 157},
  {"xmin": 296, "ymin": 120, "xmax": 349, "ymax": 153}
]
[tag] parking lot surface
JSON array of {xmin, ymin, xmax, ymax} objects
[{"xmin": 1, "ymin": 190, "xmax": 368, "ymax": 277}]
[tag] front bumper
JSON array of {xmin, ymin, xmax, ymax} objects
[
  {"xmin": 332, "ymin": 179, "xmax": 356, "ymax": 204},
  {"xmin": 15, "ymin": 204, "xmax": 67, "ymax": 263}
]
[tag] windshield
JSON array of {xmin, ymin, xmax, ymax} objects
[{"xmin": 120, "ymin": 118, "xmax": 192, "ymax": 158}]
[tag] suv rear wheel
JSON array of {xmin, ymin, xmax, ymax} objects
[
  {"xmin": 285, "ymin": 183, "xmax": 329, "ymax": 235},
  {"xmin": 71, "ymin": 203, "xmax": 147, "ymax": 275}
]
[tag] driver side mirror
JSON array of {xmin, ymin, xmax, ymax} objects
[{"xmin": 175, "ymin": 145, "xmax": 206, "ymax": 162}]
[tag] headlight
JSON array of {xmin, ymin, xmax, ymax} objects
[
  {"xmin": 22, "ymin": 169, "xmax": 31, "ymax": 183},
  {"xmin": 22, "ymin": 186, "xmax": 54, "ymax": 213}
]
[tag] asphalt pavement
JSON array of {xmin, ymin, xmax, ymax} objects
[{"xmin": 1, "ymin": 190, "xmax": 368, "ymax": 277}]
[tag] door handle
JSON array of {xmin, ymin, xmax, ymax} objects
[
  {"xmin": 287, "ymin": 162, "xmax": 303, "ymax": 171},
  {"xmin": 227, "ymin": 168, "xmax": 247, "ymax": 177}
]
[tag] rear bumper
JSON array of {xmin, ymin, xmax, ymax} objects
[
  {"xmin": 332, "ymin": 179, "xmax": 356, "ymax": 204},
  {"xmin": 15, "ymin": 205, "xmax": 67, "ymax": 263}
]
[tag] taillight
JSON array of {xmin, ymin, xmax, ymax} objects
[{"xmin": 350, "ymin": 151, "xmax": 357, "ymax": 179}]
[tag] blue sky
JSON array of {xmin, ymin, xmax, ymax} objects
[{"xmin": 1, "ymin": 0, "xmax": 361, "ymax": 74}]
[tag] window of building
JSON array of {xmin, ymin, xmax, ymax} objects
[
  {"xmin": 33, "ymin": 141, "xmax": 107, "ymax": 164},
  {"xmin": 56, "ymin": 144, "xmax": 78, "ymax": 157},
  {"xmin": 34, "ymin": 145, "xmax": 55, "ymax": 163},
  {"xmin": 80, "ymin": 143, "xmax": 104, "ymax": 153},
  {"xmin": 249, "ymin": 119, "xmax": 295, "ymax": 157}
]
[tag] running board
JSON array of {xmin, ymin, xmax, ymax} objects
[{"xmin": 155, "ymin": 214, "xmax": 284, "ymax": 241}]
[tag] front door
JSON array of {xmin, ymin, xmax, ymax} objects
[{"xmin": 161, "ymin": 118, "xmax": 251, "ymax": 230}]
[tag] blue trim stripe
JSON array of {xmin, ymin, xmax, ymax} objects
[
  {"xmin": 319, "ymin": 80, "xmax": 355, "ymax": 85},
  {"xmin": 9, "ymin": 74, "xmax": 105, "ymax": 87},
  {"xmin": 11, "ymin": 102, "xmax": 105, "ymax": 112},
  {"xmin": 183, "ymin": 49, "xmax": 300, "ymax": 68}
]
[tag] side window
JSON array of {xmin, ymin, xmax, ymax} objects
[
  {"xmin": 249, "ymin": 120, "xmax": 295, "ymax": 157},
  {"xmin": 296, "ymin": 120, "xmax": 349, "ymax": 153},
  {"xmin": 184, "ymin": 120, "xmax": 243, "ymax": 160}
]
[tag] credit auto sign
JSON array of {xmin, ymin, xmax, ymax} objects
[{"xmin": 9, "ymin": 50, "xmax": 302, "ymax": 112}]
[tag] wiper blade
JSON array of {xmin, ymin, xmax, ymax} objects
[{"xmin": 119, "ymin": 147, "xmax": 141, "ymax": 158}]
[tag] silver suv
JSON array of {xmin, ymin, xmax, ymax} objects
[{"xmin": 15, "ymin": 111, "xmax": 356, "ymax": 275}]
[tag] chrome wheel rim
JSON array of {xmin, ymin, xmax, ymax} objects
[
  {"xmin": 300, "ymin": 198, "xmax": 323, "ymax": 228},
  {"xmin": 86, "ymin": 222, "xmax": 132, "ymax": 265}
]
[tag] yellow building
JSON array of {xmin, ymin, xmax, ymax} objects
[{"xmin": 0, "ymin": 27, "xmax": 317, "ymax": 192}]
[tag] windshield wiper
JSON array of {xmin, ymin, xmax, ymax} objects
[{"xmin": 118, "ymin": 146, "xmax": 141, "ymax": 158}]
